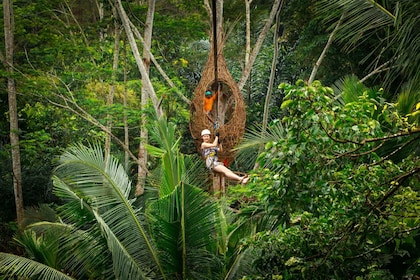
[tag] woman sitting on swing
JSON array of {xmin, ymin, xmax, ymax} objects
[{"xmin": 201, "ymin": 129, "xmax": 249, "ymax": 184}]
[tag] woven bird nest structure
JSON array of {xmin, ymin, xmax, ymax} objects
[{"xmin": 190, "ymin": 41, "xmax": 246, "ymax": 165}]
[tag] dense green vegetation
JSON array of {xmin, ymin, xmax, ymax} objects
[{"xmin": 1, "ymin": 0, "xmax": 419, "ymax": 279}]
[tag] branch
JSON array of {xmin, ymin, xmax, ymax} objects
[
  {"xmin": 374, "ymin": 166, "xmax": 420, "ymax": 208},
  {"xmin": 237, "ymin": 0, "xmax": 283, "ymax": 91},
  {"xmin": 322, "ymin": 121, "xmax": 420, "ymax": 146},
  {"xmin": 46, "ymin": 75, "xmax": 141, "ymax": 166},
  {"xmin": 320, "ymin": 122, "xmax": 360, "ymax": 145},
  {"xmin": 349, "ymin": 224, "xmax": 420, "ymax": 259},
  {"xmin": 366, "ymin": 136, "xmax": 419, "ymax": 167},
  {"xmin": 359, "ymin": 59, "xmax": 395, "ymax": 83},
  {"xmin": 115, "ymin": 0, "xmax": 163, "ymax": 118},
  {"xmin": 308, "ymin": 12, "xmax": 344, "ymax": 85},
  {"xmin": 333, "ymin": 142, "xmax": 384, "ymax": 159},
  {"xmin": 361, "ymin": 127, "xmax": 420, "ymax": 143},
  {"xmin": 128, "ymin": 21, "xmax": 191, "ymax": 105}
]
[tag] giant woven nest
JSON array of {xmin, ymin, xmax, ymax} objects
[{"xmin": 190, "ymin": 41, "xmax": 246, "ymax": 165}]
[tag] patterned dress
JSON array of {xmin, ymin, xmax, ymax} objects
[{"xmin": 202, "ymin": 146, "xmax": 223, "ymax": 171}]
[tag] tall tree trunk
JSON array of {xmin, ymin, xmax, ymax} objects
[
  {"xmin": 123, "ymin": 40, "xmax": 130, "ymax": 171},
  {"xmin": 255, "ymin": 7, "xmax": 282, "ymax": 170},
  {"xmin": 245, "ymin": 0, "xmax": 252, "ymax": 69},
  {"xmin": 3, "ymin": 0, "xmax": 24, "ymax": 228},
  {"xmin": 94, "ymin": 0, "xmax": 105, "ymax": 40},
  {"xmin": 214, "ymin": 0, "xmax": 224, "ymax": 126},
  {"xmin": 115, "ymin": 0, "xmax": 162, "ymax": 117},
  {"xmin": 238, "ymin": 0, "xmax": 282, "ymax": 91},
  {"xmin": 308, "ymin": 12, "xmax": 344, "ymax": 85},
  {"xmin": 262, "ymin": 5, "xmax": 282, "ymax": 133},
  {"xmin": 105, "ymin": 15, "xmax": 121, "ymax": 164},
  {"xmin": 245, "ymin": 0, "xmax": 252, "ymax": 104},
  {"xmin": 136, "ymin": 0, "xmax": 155, "ymax": 196}
]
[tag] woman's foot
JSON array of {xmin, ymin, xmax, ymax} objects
[{"xmin": 239, "ymin": 175, "xmax": 249, "ymax": 185}]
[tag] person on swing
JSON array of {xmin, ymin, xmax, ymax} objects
[
  {"xmin": 201, "ymin": 129, "xmax": 249, "ymax": 184},
  {"xmin": 204, "ymin": 81, "xmax": 222, "ymax": 125},
  {"xmin": 204, "ymin": 89, "xmax": 217, "ymax": 114}
]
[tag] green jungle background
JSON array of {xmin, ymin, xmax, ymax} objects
[{"xmin": 1, "ymin": 0, "xmax": 419, "ymax": 279}]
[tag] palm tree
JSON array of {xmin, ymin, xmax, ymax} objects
[
  {"xmin": 0, "ymin": 118, "xmax": 258, "ymax": 279},
  {"xmin": 316, "ymin": 0, "xmax": 420, "ymax": 97}
]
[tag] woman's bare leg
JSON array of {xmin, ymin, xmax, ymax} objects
[{"xmin": 213, "ymin": 165, "xmax": 249, "ymax": 184}]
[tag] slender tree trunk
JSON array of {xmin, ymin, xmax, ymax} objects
[
  {"xmin": 4, "ymin": 0, "xmax": 24, "ymax": 228},
  {"xmin": 245, "ymin": 0, "xmax": 252, "ymax": 69},
  {"xmin": 115, "ymin": 0, "xmax": 162, "ymax": 117},
  {"xmin": 262, "ymin": 5, "xmax": 282, "ymax": 133},
  {"xmin": 94, "ymin": 0, "xmax": 104, "ymax": 40},
  {"xmin": 136, "ymin": 0, "xmax": 155, "ymax": 196},
  {"xmin": 214, "ymin": 0, "xmax": 224, "ymax": 126},
  {"xmin": 308, "ymin": 12, "xmax": 344, "ymax": 85},
  {"xmin": 255, "ymin": 7, "xmax": 282, "ymax": 170},
  {"xmin": 123, "ymin": 40, "xmax": 130, "ymax": 171},
  {"xmin": 105, "ymin": 16, "xmax": 121, "ymax": 164},
  {"xmin": 245, "ymin": 0, "xmax": 252, "ymax": 104},
  {"xmin": 238, "ymin": 0, "xmax": 282, "ymax": 91}
]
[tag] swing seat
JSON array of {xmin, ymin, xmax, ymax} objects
[{"xmin": 189, "ymin": 36, "xmax": 246, "ymax": 166}]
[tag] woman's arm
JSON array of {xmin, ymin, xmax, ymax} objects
[{"xmin": 201, "ymin": 136, "xmax": 219, "ymax": 148}]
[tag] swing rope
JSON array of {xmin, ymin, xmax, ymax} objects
[
  {"xmin": 211, "ymin": 0, "xmax": 220, "ymax": 131},
  {"xmin": 212, "ymin": 0, "xmax": 218, "ymax": 84}
]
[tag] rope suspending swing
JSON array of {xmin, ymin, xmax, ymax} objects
[
  {"xmin": 212, "ymin": 0, "xmax": 218, "ymax": 84},
  {"xmin": 189, "ymin": 0, "xmax": 246, "ymax": 165},
  {"xmin": 211, "ymin": 0, "xmax": 221, "ymax": 131}
]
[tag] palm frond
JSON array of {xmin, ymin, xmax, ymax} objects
[
  {"xmin": 14, "ymin": 229, "xmax": 60, "ymax": 269},
  {"xmin": 146, "ymin": 118, "xmax": 186, "ymax": 196},
  {"xmin": 234, "ymin": 122, "xmax": 286, "ymax": 169},
  {"xmin": 52, "ymin": 143, "xmax": 166, "ymax": 278},
  {"xmin": 332, "ymin": 74, "xmax": 368, "ymax": 105},
  {"xmin": 183, "ymin": 154, "xmax": 209, "ymax": 190},
  {"xmin": 92, "ymin": 211, "xmax": 157, "ymax": 279},
  {"xmin": 52, "ymin": 176, "xmax": 97, "ymax": 226},
  {"xmin": 54, "ymin": 143, "xmax": 131, "ymax": 205},
  {"xmin": 25, "ymin": 221, "xmax": 112, "ymax": 279},
  {"xmin": 146, "ymin": 183, "xmax": 223, "ymax": 279},
  {"xmin": 317, "ymin": 0, "xmax": 395, "ymax": 48},
  {"xmin": 317, "ymin": 1, "xmax": 420, "ymax": 92},
  {"xmin": 0, "ymin": 252, "xmax": 75, "ymax": 280},
  {"xmin": 396, "ymin": 80, "xmax": 420, "ymax": 125},
  {"xmin": 224, "ymin": 246, "xmax": 256, "ymax": 280},
  {"xmin": 387, "ymin": 2, "xmax": 420, "ymax": 90}
]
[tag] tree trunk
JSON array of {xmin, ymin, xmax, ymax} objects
[
  {"xmin": 245, "ymin": 0, "xmax": 252, "ymax": 68},
  {"xmin": 238, "ymin": 0, "xmax": 283, "ymax": 91},
  {"xmin": 245, "ymin": 0, "xmax": 252, "ymax": 105},
  {"xmin": 105, "ymin": 15, "xmax": 121, "ymax": 164},
  {"xmin": 308, "ymin": 12, "xmax": 344, "ymax": 85},
  {"xmin": 136, "ymin": 0, "xmax": 155, "ymax": 196},
  {"xmin": 255, "ymin": 7, "xmax": 282, "ymax": 170},
  {"xmin": 262, "ymin": 6, "xmax": 281, "ymax": 133},
  {"xmin": 3, "ymin": 0, "xmax": 24, "ymax": 228},
  {"xmin": 123, "ymin": 40, "xmax": 130, "ymax": 171},
  {"xmin": 115, "ymin": 0, "xmax": 162, "ymax": 118}
]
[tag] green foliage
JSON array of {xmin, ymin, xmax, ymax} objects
[
  {"xmin": 229, "ymin": 81, "xmax": 420, "ymax": 279},
  {"xmin": 0, "ymin": 140, "xmax": 250, "ymax": 279},
  {"xmin": 2, "ymin": 0, "xmax": 420, "ymax": 278},
  {"xmin": 147, "ymin": 183, "xmax": 224, "ymax": 279},
  {"xmin": 316, "ymin": 0, "xmax": 420, "ymax": 94}
]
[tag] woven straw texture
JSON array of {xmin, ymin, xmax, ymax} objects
[{"xmin": 190, "ymin": 42, "xmax": 246, "ymax": 165}]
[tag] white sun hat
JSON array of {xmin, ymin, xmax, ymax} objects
[{"xmin": 201, "ymin": 129, "xmax": 211, "ymax": 136}]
